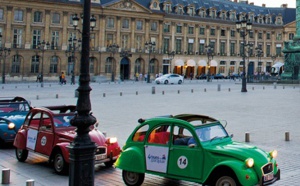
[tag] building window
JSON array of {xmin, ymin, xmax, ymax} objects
[
  {"xmin": 175, "ymin": 39, "xmax": 182, "ymax": 54},
  {"xmin": 107, "ymin": 17, "xmax": 114, "ymax": 28},
  {"xmin": 230, "ymin": 12, "xmax": 235, "ymax": 21},
  {"xmin": 163, "ymin": 24, "xmax": 170, "ymax": 33},
  {"xmin": 136, "ymin": 20, "xmax": 143, "ymax": 30},
  {"xmin": 199, "ymin": 27, "xmax": 205, "ymax": 35},
  {"xmin": 219, "ymin": 66, "xmax": 225, "ymax": 73},
  {"xmin": 33, "ymin": 11, "xmax": 43, "ymax": 23},
  {"xmin": 249, "ymin": 31, "xmax": 254, "ymax": 38},
  {"xmin": 11, "ymin": 55, "xmax": 21, "ymax": 73},
  {"xmin": 177, "ymin": 6, "xmax": 183, "ymax": 15},
  {"xmin": 220, "ymin": 29, "xmax": 225, "ymax": 37},
  {"xmin": 258, "ymin": 33, "xmax": 263, "ymax": 39},
  {"xmin": 122, "ymin": 18, "xmax": 129, "ymax": 29},
  {"xmin": 106, "ymin": 34, "xmax": 113, "ymax": 46},
  {"xmin": 121, "ymin": 35, "xmax": 129, "ymax": 49},
  {"xmin": 199, "ymin": 10, "xmax": 206, "ymax": 17},
  {"xmin": 210, "ymin": 28, "xmax": 215, "ymax": 36},
  {"xmin": 89, "ymin": 57, "xmax": 94, "ymax": 73},
  {"xmin": 188, "ymin": 43, "xmax": 193, "ymax": 54},
  {"xmin": 69, "ymin": 14, "xmax": 74, "ymax": 25},
  {"xmin": 163, "ymin": 38, "xmax": 169, "ymax": 54},
  {"xmin": 32, "ymin": 29, "xmax": 41, "ymax": 49},
  {"xmin": 52, "ymin": 13, "xmax": 60, "ymax": 24},
  {"xmin": 209, "ymin": 41, "xmax": 215, "ymax": 52},
  {"xmin": 230, "ymin": 43, "xmax": 235, "ymax": 55},
  {"xmin": 257, "ymin": 62, "xmax": 262, "ymax": 72},
  {"xmin": 165, "ymin": 4, "xmax": 171, "ymax": 13},
  {"xmin": 266, "ymin": 45, "xmax": 271, "ymax": 56},
  {"xmin": 276, "ymin": 46, "xmax": 281, "ymax": 56},
  {"xmin": 105, "ymin": 58, "xmax": 112, "ymax": 73},
  {"xmin": 0, "ymin": 9, "xmax": 3, "ymax": 20},
  {"xmin": 51, "ymin": 31, "xmax": 59, "ymax": 50},
  {"xmin": 151, "ymin": 22, "xmax": 157, "ymax": 31},
  {"xmin": 13, "ymin": 28, "xmax": 23, "ymax": 48},
  {"xmin": 176, "ymin": 25, "xmax": 182, "ymax": 33},
  {"xmin": 230, "ymin": 30, "xmax": 235, "ymax": 37},
  {"xmin": 150, "ymin": 60, "xmax": 155, "ymax": 73},
  {"xmin": 289, "ymin": 33, "xmax": 294, "ymax": 40},
  {"xmin": 188, "ymin": 7, "xmax": 194, "ymax": 16},
  {"xmin": 135, "ymin": 59, "xmax": 141, "ymax": 73},
  {"xmin": 266, "ymin": 33, "xmax": 271, "ymax": 39},
  {"xmin": 14, "ymin": 9, "xmax": 23, "ymax": 22},
  {"xmin": 276, "ymin": 18, "xmax": 282, "ymax": 25},
  {"xmin": 188, "ymin": 26, "xmax": 194, "ymax": 34},
  {"xmin": 50, "ymin": 56, "xmax": 58, "ymax": 73},
  {"xmin": 31, "ymin": 55, "xmax": 40, "ymax": 73},
  {"xmin": 210, "ymin": 10, "xmax": 216, "ymax": 18},
  {"xmin": 220, "ymin": 42, "xmax": 226, "ymax": 55},
  {"xmin": 276, "ymin": 33, "xmax": 282, "ymax": 40},
  {"xmin": 240, "ymin": 43, "xmax": 244, "ymax": 56},
  {"xmin": 136, "ymin": 35, "xmax": 142, "ymax": 51},
  {"xmin": 199, "ymin": 43, "xmax": 205, "ymax": 54}
]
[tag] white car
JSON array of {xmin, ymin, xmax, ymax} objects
[{"xmin": 155, "ymin": 74, "xmax": 184, "ymax": 84}]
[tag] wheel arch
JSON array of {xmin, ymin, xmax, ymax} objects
[
  {"xmin": 115, "ymin": 146, "xmax": 145, "ymax": 173},
  {"xmin": 50, "ymin": 143, "xmax": 69, "ymax": 164}
]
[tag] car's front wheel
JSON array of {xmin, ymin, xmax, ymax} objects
[
  {"xmin": 15, "ymin": 148, "xmax": 28, "ymax": 162},
  {"xmin": 178, "ymin": 80, "xmax": 182, "ymax": 84},
  {"xmin": 53, "ymin": 150, "xmax": 68, "ymax": 174},
  {"xmin": 122, "ymin": 170, "xmax": 145, "ymax": 186},
  {"xmin": 164, "ymin": 80, "xmax": 169, "ymax": 84},
  {"xmin": 215, "ymin": 175, "xmax": 237, "ymax": 186}
]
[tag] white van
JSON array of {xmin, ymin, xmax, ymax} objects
[{"xmin": 271, "ymin": 62, "xmax": 284, "ymax": 76}]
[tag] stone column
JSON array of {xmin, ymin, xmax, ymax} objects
[
  {"xmin": 5, "ymin": 6, "xmax": 13, "ymax": 48},
  {"xmin": 25, "ymin": 8, "xmax": 32, "ymax": 49},
  {"xmin": 61, "ymin": 11, "xmax": 68, "ymax": 51},
  {"xmin": 130, "ymin": 18, "xmax": 135, "ymax": 52}
]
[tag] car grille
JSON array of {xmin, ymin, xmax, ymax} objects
[
  {"xmin": 95, "ymin": 146, "xmax": 106, "ymax": 155},
  {"xmin": 262, "ymin": 163, "xmax": 273, "ymax": 174}
]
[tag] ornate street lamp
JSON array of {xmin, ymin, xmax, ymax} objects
[
  {"xmin": 108, "ymin": 43, "xmax": 119, "ymax": 82},
  {"xmin": 205, "ymin": 45, "xmax": 214, "ymax": 82},
  {"xmin": 67, "ymin": 1, "xmax": 97, "ymax": 185},
  {"xmin": 255, "ymin": 46, "xmax": 263, "ymax": 72},
  {"xmin": 37, "ymin": 40, "xmax": 50, "ymax": 87},
  {"xmin": 236, "ymin": 18, "xmax": 252, "ymax": 92},
  {"xmin": 65, "ymin": 36, "xmax": 82, "ymax": 84},
  {"xmin": 168, "ymin": 51, "xmax": 175, "ymax": 74},
  {"xmin": 145, "ymin": 41, "xmax": 156, "ymax": 83}
]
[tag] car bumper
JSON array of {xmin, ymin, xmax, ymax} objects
[{"xmin": 260, "ymin": 169, "xmax": 280, "ymax": 186}]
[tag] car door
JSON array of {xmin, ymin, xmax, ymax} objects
[
  {"xmin": 170, "ymin": 74, "xmax": 178, "ymax": 84},
  {"xmin": 34, "ymin": 112, "xmax": 54, "ymax": 156},
  {"xmin": 167, "ymin": 125, "xmax": 204, "ymax": 180}
]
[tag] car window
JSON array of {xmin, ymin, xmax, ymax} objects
[
  {"xmin": 29, "ymin": 112, "xmax": 42, "ymax": 129},
  {"xmin": 147, "ymin": 124, "xmax": 170, "ymax": 145},
  {"xmin": 53, "ymin": 115, "xmax": 73, "ymax": 128},
  {"xmin": 173, "ymin": 126, "xmax": 195, "ymax": 146},
  {"xmin": 132, "ymin": 124, "xmax": 149, "ymax": 142},
  {"xmin": 195, "ymin": 124, "xmax": 228, "ymax": 142},
  {"xmin": 40, "ymin": 113, "xmax": 52, "ymax": 131}
]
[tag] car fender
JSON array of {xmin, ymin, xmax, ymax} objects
[
  {"xmin": 206, "ymin": 160, "xmax": 258, "ymax": 186},
  {"xmin": 13, "ymin": 129, "xmax": 27, "ymax": 149},
  {"xmin": 51, "ymin": 142, "xmax": 71, "ymax": 163},
  {"xmin": 115, "ymin": 146, "xmax": 145, "ymax": 173}
]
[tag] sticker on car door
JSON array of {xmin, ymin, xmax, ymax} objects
[{"xmin": 145, "ymin": 146, "xmax": 169, "ymax": 173}]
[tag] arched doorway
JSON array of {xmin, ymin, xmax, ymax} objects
[{"xmin": 120, "ymin": 57, "xmax": 130, "ymax": 80}]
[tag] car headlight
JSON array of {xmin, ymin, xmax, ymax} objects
[
  {"xmin": 270, "ymin": 150, "xmax": 278, "ymax": 159},
  {"xmin": 107, "ymin": 137, "xmax": 117, "ymax": 144},
  {"xmin": 8, "ymin": 122, "xmax": 16, "ymax": 130},
  {"xmin": 245, "ymin": 158, "xmax": 254, "ymax": 168}
]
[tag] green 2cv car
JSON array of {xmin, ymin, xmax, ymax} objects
[{"xmin": 115, "ymin": 114, "xmax": 280, "ymax": 186}]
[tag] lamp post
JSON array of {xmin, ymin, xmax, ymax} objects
[
  {"xmin": 65, "ymin": 37, "xmax": 82, "ymax": 84},
  {"xmin": 236, "ymin": 18, "xmax": 252, "ymax": 92},
  {"xmin": 255, "ymin": 46, "xmax": 263, "ymax": 72},
  {"xmin": 168, "ymin": 51, "xmax": 175, "ymax": 74},
  {"xmin": 145, "ymin": 41, "xmax": 156, "ymax": 83},
  {"xmin": 108, "ymin": 43, "xmax": 119, "ymax": 82},
  {"xmin": 205, "ymin": 45, "xmax": 214, "ymax": 82},
  {"xmin": 37, "ymin": 40, "xmax": 50, "ymax": 87},
  {"xmin": 0, "ymin": 33, "xmax": 11, "ymax": 84},
  {"xmin": 67, "ymin": 1, "xmax": 97, "ymax": 185}
]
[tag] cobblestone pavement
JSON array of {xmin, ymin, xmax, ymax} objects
[{"xmin": 0, "ymin": 80, "xmax": 299, "ymax": 185}]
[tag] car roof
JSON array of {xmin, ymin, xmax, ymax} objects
[
  {"xmin": 31, "ymin": 105, "xmax": 76, "ymax": 115},
  {"xmin": 0, "ymin": 96, "xmax": 29, "ymax": 103}
]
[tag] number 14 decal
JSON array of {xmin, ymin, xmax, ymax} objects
[{"xmin": 177, "ymin": 156, "xmax": 188, "ymax": 169}]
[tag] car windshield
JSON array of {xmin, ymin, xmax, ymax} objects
[
  {"xmin": 53, "ymin": 115, "xmax": 74, "ymax": 128},
  {"xmin": 0, "ymin": 102, "xmax": 30, "ymax": 113},
  {"xmin": 195, "ymin": 124, "xmax": 229, "ymax": 142}
]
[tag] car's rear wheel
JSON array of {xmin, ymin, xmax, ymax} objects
[
  {"xmin": 122, "ymin": 170, "xmax": 145, "ymax": 186},
  {"xmin": 178, "ymin": 80, "xmax": 182, "ymax": 84},
  {"xmin": 53, "ymin": 150, "xmax": 68, "ymax": 174},
  {"xmin": 215, "ymin": 175, "xmax": 237, "ymax": 186},
  {"xmin": 164, "ymin": 80, "xmax": 169, "ymax": 84},
  {"xmin": 15, "ymin": 148, "xmax": 28, "ymax": 162}
]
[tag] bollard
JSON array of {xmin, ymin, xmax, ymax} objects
[
  {"xmin": 162, "ymin": 91, "xmax": 164, "ymax": 95},
  {"xmin": 26, "ymin": 179, "xmax": 35, "ymax": 186},
  {"xmin": 136, "ymin": 91, "xmax": 138, "ymax": 95},
  {"xmin": 15, "ymin": 86, "xmax": 17, "ymax": 88},
  {"xmin": 273, "ymin": 82, "xmax": 277, "ymax": 89},
  {"xmin": 2, "ymin": 86, "xmax": 3, "ymax": 89},
  {"xmin": 56, "ymin": 94, "xmax": 59, "ymax": 99},
  {"xmin": 245, "ymin": 132, "xmax": 250, "ymax": 142},
  {"xmin": 28, "ymin": 85, "xmax": 30, "ymax": 88},
  {"xmin": 285, "ymin": 132, "xmax": 290, "ymax": 141},
  {"xmin": 204, "ymin": 88, "xmax": 206, "ymax": 92},
  {"xmin": 178, "ymin": 90, "xmax": 180, "ymax": 94},
  {"xmin": 103, "ymin": 93, "xmax": 106, "ymax": 97},
  {"xmin": 228, "ymin": 88, "xmax": 230, "ymax": 92},
  {"xmin": 217, "ymin": 84, "xmax": 221, "ymax": 91},
  {"xmin": 252, "ymin": 87, "xmax": 254, "ymax": 90},
  {"xmin": 49, "ymin": 84, "xmax": 51, "ymax": 87},
  {"xmin": 283, "ymin": 86, "xmax": 285, "ymax": 89},
  {"xmin": 36, "ymin": 95, "xmax": 39, "ymax": 100},
  {"xmin": 263, "ymin": 86, "xmax": 265, "ymax": 90},
  {"xmin": 75, "ymin": 90, "xmax": 79, "ymax": 98},
  {"xmin": 120, "ymin": 92, "xmax": 122, "ymax": 96},
  {"xmin": 191, "ymin": 89, "xmax": 193, "ymax": 93},
  {"xmin": 2, "ymin": 168, "xmax": 10, "ymax": 184},
  {"xmin": 152, "ymin": 86, "xmax": 155, "ymax": 94}
]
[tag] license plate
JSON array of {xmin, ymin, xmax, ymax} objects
[
  {"xmin": 264, "ymin": 173, "xmax": 274, "ymax": 181},
  {"xmin": 95, "ymin": 154, "xmax": 106, "ymax": 160}
]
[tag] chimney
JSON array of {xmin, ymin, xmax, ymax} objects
[
  {"xmin": 234, "ymin": 0, "xmax": 237, "ymax": 3},
  {"xmin": 262, "ymin": 4, "xmax": 266, "ymax": 7},
  {"xmin": 250, "ymin": 2, "xmax": 254, "ymax": 5},
  {"xmin": 281, "ymin": 4, "xmax": 287, "ymax": 8}
]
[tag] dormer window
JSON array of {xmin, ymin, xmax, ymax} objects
[
  {"xmin": 248, "ymin": 14, "xmax": 254, "ymax": 22},
  {"xmin": 230, "ymin": 12, "xmax": 236, "ymax": 21},
  {"xmin": 153, "ymin": 2, "xmax": 158, "ymax": 8},
  {"xmin": 221, "ymin": 12, "xmax": 226, "ymax": 20},
  {"xmin": 210, "ymin": 9, "xmax": 216, "ymax": 18},
  {"xmin": 165, "ymin": 4, "xmax": 171, "ymax": 13},
  {"xmin": 177, "ymin": 6, "xmax": 183, "ymax": 15},
  {"xmin": 276, "ymin": 17, "xmax": 282, "ymax": 25},
  {"xmin": 188, "ymin": 7, "xmax": 194, "ymax": 16},
  {"xmin": 199, "ymin": 9, "xmax": 206, "ymax": 17}
]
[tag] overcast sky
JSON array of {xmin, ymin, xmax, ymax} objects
[{"xmin": 246, "ymin": 0, "xmax": 296, "ymax": 8}]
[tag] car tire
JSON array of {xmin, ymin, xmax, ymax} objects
[
  {"xmin": 215, "ymin": 175, "xmax": 237, "ymax": 186},
  {"xmin": 53, "ymin": 150, "xmax": 68, "ymax": 174},
  {"xmin": 104, "ymin": 160, "xmax": 115, "ymax": 167},
  {"xmin": 178, "ymin": 80, "xmax": 182, "ymax": 84},
  {"xmin": 16, "ymin": 148, "xmax": 28, "ymax": 162},
  {"xmin": 164, "ymin": 80, "xmax": 169, "ymax": 84},
  {"xmin": 122, "ymin": 170, "xmax": 145, "ymax": 186}
]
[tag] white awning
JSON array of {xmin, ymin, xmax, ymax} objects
[
  {"xmin": 187, "ymin": 59, "xmax": 196, "ymax": 66},
  {"xmin": 198, "ymin": 60, "xmax": 207, "ymax": 66},
  {"xmin": 272, "ymin": 62, "xmax": 284, "ymax": 68},
  {"xmin": 210, "ymin": 60, "xmax": 218, "ymax": 67},
  {"xmin": 175, "ymin": 59, "xmax": 184, "ymax": 66}
]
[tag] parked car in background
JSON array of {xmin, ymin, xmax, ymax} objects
[
  {"xmin": 195, "ymin": 74, "xmax": 207, "ymax": 79},
  {"xmin": 0, "ymin": 97, "xmax": 31, "ymax": 147},
  {"xmin": 13, "ymin": 105, "xmax": 121, "ymax": 174},
  {"xmin": 155, "ymin": 74, "xmax": 183, "ymax": 84},
  {"xmin": 227, "ymin": 73, "xmax": 240, "ymax": 80},
  {"xmin": 213, "ymin": 73, "xmax": 225, "ymax": 79},
  {"xmin": 115, "ymin": 114, "xmax": 280, "ymax": 186}
]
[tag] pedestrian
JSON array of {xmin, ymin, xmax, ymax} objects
[
  {"xmin": 61, "ymin": 72, "xmax": 66, "ymax": 85},
  {"xmin": 190, "ymin": 72, "xmax": 193, "ymax": 80},
  {"xmin": 36, "ymin": 74, "xmax": 41, "ymax": 82},
  {"xmin": 135, "ymin": 72, "xmax": 139, "ymax": 81}
]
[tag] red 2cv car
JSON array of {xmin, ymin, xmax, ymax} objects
[{"xmin": 13, "ymin": 105, "xmax": 121, "ymax": 174}]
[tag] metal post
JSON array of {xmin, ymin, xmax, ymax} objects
[
  {"xmin": 0, "ymin": 48, "xmax": 11, "ymax": 84},
  {"xmin": 67, "ymin": 0, "xmax": 97, "ymax": 185}
]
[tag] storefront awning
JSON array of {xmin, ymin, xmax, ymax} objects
[
  {"xmin": 198, "ymin": 60, "xmax": 207, "ymax": 66},
  {"xmin": 210, "ymin": 60, "xmax": 218, "ymax": 67},
  {"xmin": 187, "ymin": 59, "xmax": 196, "ymax": 66},
  {"xmin": 175, "ymin": 59, "xmax": 184, "ymax": 66}
]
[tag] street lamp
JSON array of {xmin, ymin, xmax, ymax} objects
[
  {"xmin": 108, "ymin": 43, "xmax": 119, "ymax": 82},
  {"xmin": 0, "ymin": 33, "xmax": 11, "ymax": 84},
  {"xmin": 37, "ymin": 40, "xmax": 50, "ymax": 87},
  {"xmin": 205, "ymin": 45, "xmax": 214, "ymax": 82},
  {"xmin": 145, "ymin": 41, "xmax": 156, "ymax": 83},
  {"xmin": 236, "ymin": 17, "xmax": 252, "ymax": 92},
  {"xmin": 67, "ymin": 1, "xmax": 97, "ymax": 185},
  {"xmin": 65, "ymin": 36, "xmax": 82, "ymax": 84},
  {"xmin": 255, "ymin": 46, "xmax": 263, "ymax": 72},
  {"xmin": 168, "ymin": 51, "xmax": 175, "ymax": 74}
]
